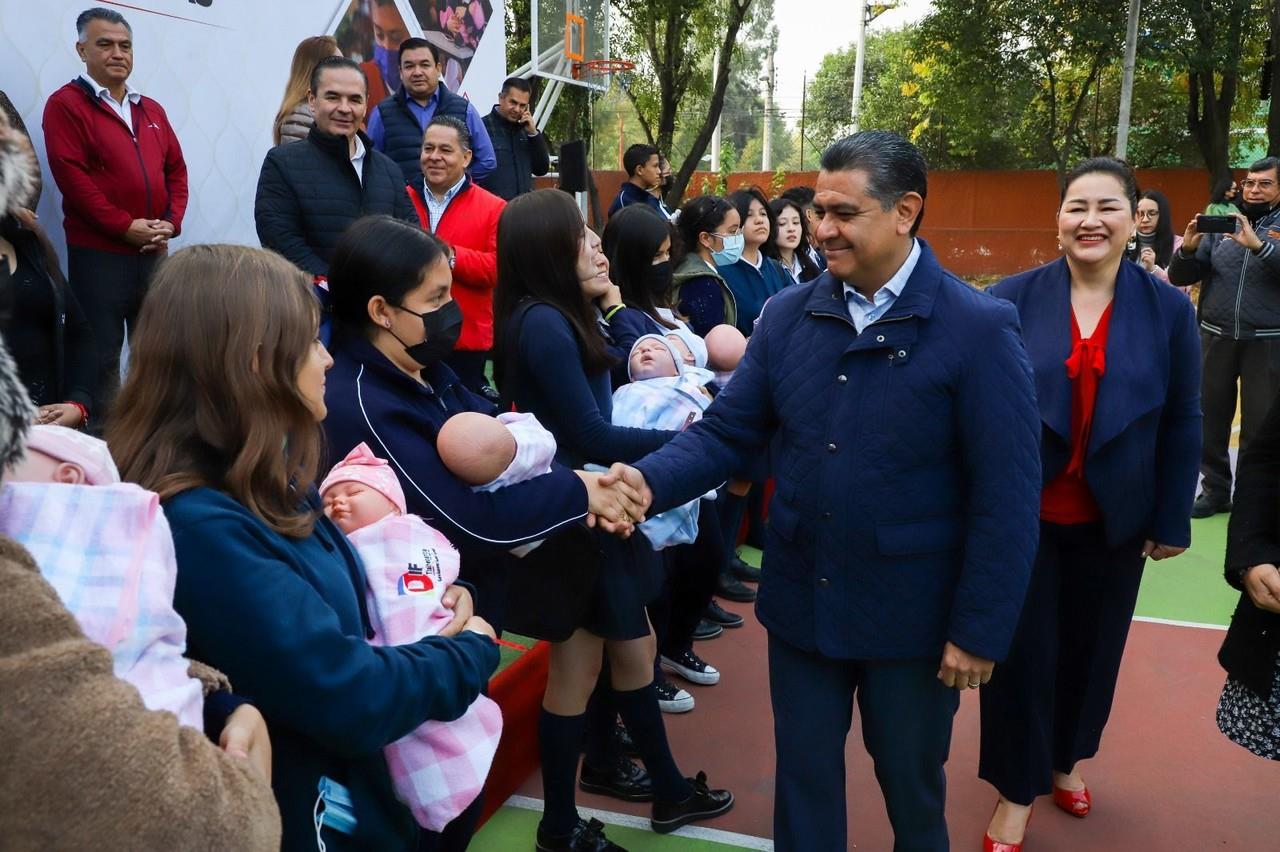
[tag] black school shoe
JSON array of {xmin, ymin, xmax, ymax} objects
[
  {"xmin": 579, "ymin": 754, "xmax": 654, "ymax": 802},
  {"xmin": 692, "ymin": 619, "xmax": 724, "ymax": 641},
  {"xmin": 729, "ymin": 555, "xmax": 762, "ymax": 583},
  {"xmin": 1191, "ymin": 491, "xmax": 1232, "ymax": 519},
  {"xmin": 536, "ymin": 817, "xmax": 628, "ymax": 852},
  {"xmin": 651, "ymin": 771, "xmax": 735, "ymax": 834},
  {"xmin": 704, "ymin": 600, "xmax": 744, "ymax": 628},
  {"xmin": 716, "ymin": 572, "xmax": 757, "ymax": 603}
]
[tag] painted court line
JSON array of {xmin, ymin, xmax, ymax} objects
[
  {"xmin": 1133, "ymin": 615, "xmax": 1227, "ymax": 631},
  {"xmin": 505, "ymin": 795, "xmax": 776, "ymax": 851}
]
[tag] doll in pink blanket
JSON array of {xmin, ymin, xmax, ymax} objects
[
  {"xmin": 1, "ymin": 425, "xmax": 205, "ymax": 730},
  {"xmin": 320, "ymin": 443, "xmax": 503, "ymax": 832}
]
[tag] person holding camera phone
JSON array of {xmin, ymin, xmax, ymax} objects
[
  {"xmin": 1170, "ymin": 157, "xmax": 1280, "ymax": 519},
  {"xmin": 477, "ymin": 77, "xmax": 550, "ymax": 201}
]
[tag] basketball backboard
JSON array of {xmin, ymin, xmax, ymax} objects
[{"xmin": 531, "ymin": 0, "xmax": 611, "ymax": 92}]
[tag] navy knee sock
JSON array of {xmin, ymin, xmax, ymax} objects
[
  {"xmin": 717, "ymin": 492, "xmax": 747, "ymax": 561},
  {"xmin": 581, "ymin": 673, "xmax": 620, "ymax": 771},
  {"xmin": 538, "ymin": 709, "xmax": 585, "ymax": 836},
  {"xmin": 613, "ymin": 684, "xmax": 693, "ymax": 803}
]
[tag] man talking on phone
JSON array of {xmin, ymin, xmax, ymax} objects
[
  {"xmin": 1170, "ymin": 157, "xmax": 1280, "ymax": 518},
  {"xmin": 477, "ymin": 77, "xmax": 550, "ymax": 201}
]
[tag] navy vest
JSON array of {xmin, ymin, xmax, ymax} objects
[{"xmin": 376, "ymin": 83, "xmax": 471, "ymax": 184}]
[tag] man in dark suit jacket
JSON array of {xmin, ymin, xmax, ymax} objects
[
  {"xmin": 605, "ymin": 131, "xmax": 1043, "ymax": 852},
  {"xmin": 476, "ymin": 77, "xmax": 550, "ymax": 201}
]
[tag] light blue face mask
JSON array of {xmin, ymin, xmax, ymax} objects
[{"xmin": 711, "ymin": 232, "xmax": 745, "ymax": 266}]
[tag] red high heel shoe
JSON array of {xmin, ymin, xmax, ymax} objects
[
  {"xmin": 1052, "ymin": 784, "xmax": 1091, "ymax": 817},
  {"xmin": 983, "ymin": 802, "xmax": 1033, "ymax": 852}
]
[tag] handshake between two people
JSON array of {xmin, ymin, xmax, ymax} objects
[{"xmin": 574, "ymin": 463, "xmax": 652, "ymax": 538}]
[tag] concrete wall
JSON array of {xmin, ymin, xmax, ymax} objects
[{"xmin": 557, "ymin": 168, "xmax": 1221, "ymax": 277}]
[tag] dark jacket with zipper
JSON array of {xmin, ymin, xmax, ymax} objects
[
  {"xmin": 476, "ymin": 107, "xmax": 550, "ymax": 200},
  {"xmin": 42, "ymin": 77, "xmax": 188, "ymax": 254},
  {"xmin": 254, "ymin": 128, "xmax": 414, "ymax": 276},
  {"xmin": 1221, "ymin": 392, "xmax": 1280, "ymax": 699},
  {"xmin": 1168, "ymin": 206, "xmax": 1280, "ymax": 338},
  {"xmin": 0, "ymin": 215, "xmax": 95, "ymax": 411}
]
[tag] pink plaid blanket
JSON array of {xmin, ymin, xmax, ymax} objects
[
  {"xmin": 0, "ymin": 482, "xmax": 204, "ymax": 730},
  {"xmin": 346, "ymin": 515, "xmax": 503, "ymax": 831}
]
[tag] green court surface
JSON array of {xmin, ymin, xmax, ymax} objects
[
  {"xmin": 1134, "ymin": 514, "xmax": 1236, "ymax": 626},
  {"xmin": 474, "ymin": 804, "xmax": 752, "ymax": 852}
]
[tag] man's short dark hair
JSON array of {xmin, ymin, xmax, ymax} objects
[
  {"xmin": 820, "ymin": 130, "xmax": 928, "ymax": 236},
  {"xmin": 780, "ymin": 185, "xmax": 815, "ymax": 209},
  {"xmin": 623, "ymin": 144, "xmax": 659, "ymax": 178},
  {"xmin": 77, "ymin": 7, "xmax": 131, "ymax": 41},
  {"xmin": 501, "ymin": 77, "xmax": 533, "ymax": 97},
  {"xmin": 398, "ymin": 36, "xmax": 441, "ymax": 66},
  {"xmin": 427, "ymin": 115, "xmax": 471, "ymax": 152},
  {"xmin": 1249, "ymin": 156, "xmax": 1280, "ymax": 175},
  {"xmin": 310, "ymin": 55, "xmax": 368, "ymax": 96}
]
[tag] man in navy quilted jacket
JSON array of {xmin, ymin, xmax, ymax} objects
[{"xmin": 607, "ymin": 131, "xmax": 1042, "ymax": 852}]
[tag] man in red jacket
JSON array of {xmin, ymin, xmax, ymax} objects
[
  {"xmin": 42, "ymin": 7, "xmax": 188, "ymax": 419},
  {"xmin": 405, "ymin": 115, "xmax": 505, "ymax": 395}
]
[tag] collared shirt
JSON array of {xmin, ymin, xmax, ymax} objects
[
  {"xmin": 79, "ymin": 73, "xmax": 140, "ymax": 131},
  {"xmin": 843, "ymin": 238, "xmax": 920, "ymax": 334},
  {"xmin": 349, "ymin": 134, "xmax": 367, "ymax": 186},
  {"xmin": 424, "ymin": 174, "xmax": 467, "ymax": 232}
]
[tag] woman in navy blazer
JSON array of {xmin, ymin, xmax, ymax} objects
[{"xmin": 980, "ymin": 158, "xmax": 1202, "ymax": 851}]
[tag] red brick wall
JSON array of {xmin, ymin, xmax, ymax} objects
[{"xmin": 542, "ymin": 168, "xmax": 1222, "ymax": 277}]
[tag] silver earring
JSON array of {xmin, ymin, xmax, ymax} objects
[{"xmin": 1126, "ymin": 233, "xmax": 1137, "ymax": 251}]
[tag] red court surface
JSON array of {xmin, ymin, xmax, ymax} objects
[{"xmin": 513, "ymin": 605, "xmax": 1279, "ymax": 850}]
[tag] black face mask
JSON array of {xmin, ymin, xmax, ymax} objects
[
  {"xmin": 646, "ymin": 260, "xmax": 673, "ymax": 297},
  {"xmin": 390, "ymin": 299, "xmax": 463, "ymax": 367},
  {"xmin": 1240, "ymin": 199, "xmax": 1275, "ymax": 220}
]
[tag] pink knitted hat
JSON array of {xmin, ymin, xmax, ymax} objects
[
  {"xmin": 319, "ymin": 442, "xmax": 407, "ymax": 515},
  {"xmin": 25, "ymin": 424, "xmax": 120, "ymax": 485}
]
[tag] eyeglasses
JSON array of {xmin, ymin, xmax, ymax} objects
[
  {"xmin": 1242, "ymin": 179, "xmax": 1276, "ymax": 190},
  {"xmin": 1136, "ymin": 210, "xmax": 1159, "ymax": 219}
]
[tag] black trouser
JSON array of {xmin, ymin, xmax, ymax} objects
[
  {"xmin": 67, "ymin": 246, "xmax": 158, "ymax": 422},
  {"xmin": 660, "ymin": 499, "xmax": 722, "ymax": 657},
  {"xmin": 1199, "ymin": 332, "xmax": 1280, "ymax": 498},
  {"xmin": 445, "ymin": 349, "xmax": 492, "ymax": 394},
  {"xmin": 978, "ymin": 522, "xmax": 1146, "ymax": 805}
]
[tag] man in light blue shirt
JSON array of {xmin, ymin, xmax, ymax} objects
[
  {"xmin": 366, "ymin": 38, "xmax": 495, "ymax": 185},
  {"xmin": 843, "ymin": 238, "xmax": 920, "ymax": 333}
]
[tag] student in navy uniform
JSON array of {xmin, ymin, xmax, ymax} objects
[
  {"xmin": 670, "ymin": 196, "xmax": 740, "ymax": 336},
  {"xmin": 493, "ymin": 190, "xmax": 733, "ymax": 852},
  {"xmin": 603, "ymin": 131, "xmax": 1043, "ymax": 852},
  {"xmin": 716, "ymin": 187, "xmax": 792, "ymax": 336},
  {"xmin": 108, "ymin": 243, "xmax": 500, "ymax": 852},
  {"xmin": 608, "ymin": 144, "xmax": 665, "ymax": 218},
  {"xmin": 322, "ymin": 215, "xmax": 643, "ymax": 635}
]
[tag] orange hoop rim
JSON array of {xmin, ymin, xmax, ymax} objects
[{"xmin": 572, "ymin": 59, "xmax": 636, "ymax": 79}]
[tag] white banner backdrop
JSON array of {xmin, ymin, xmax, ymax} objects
[{"xmin": 0, "ymin": 0, "xmax": 508, "ymax": 253}]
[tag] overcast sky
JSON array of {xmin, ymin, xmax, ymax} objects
[{"xmin": 772, "ymin": 0, "xmax": 933, "ymax": 127}]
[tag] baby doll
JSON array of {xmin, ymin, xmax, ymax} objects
[
  {"xmin": 1, "ymin": 425, "xmax": 204, "ymax": 729},
  {"xmin": 704, "ymin": 323, "xmax": 747, "ymax": 388},
  {"xmin": 664, "ymin": 325, "xmax": 708, "ymax": 370},
  {"xmin": 607, "ymin": 335, "xmax": 716, "ymax": 549},
  {"xmin": 436, "ymin": 410, "xmax": 556, "ymax": 492},
  {"xmin": 320, "ymin": 443, "xmax": 502, "ymax": 831}
]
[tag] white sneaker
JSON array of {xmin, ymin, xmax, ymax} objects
[
  {"xmin": 654, "ymin": 679, "xmax": 695, "ymax": 713},
  {"xmin": 660, "ymin": 650, "xmax": 721, "ymax": 686}
]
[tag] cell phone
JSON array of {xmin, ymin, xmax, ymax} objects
[{"xmin": 1196, "ymin": 214, "xmax": 1239, "ymax": 234}]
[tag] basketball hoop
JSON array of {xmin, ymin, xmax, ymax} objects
[{"xmin": 572, "ymin": 59, "xmax": 636, "ymax": 80}]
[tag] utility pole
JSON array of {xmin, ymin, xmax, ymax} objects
[
  {"xmin": 763, "ymin": 27, "xmax": 777, "ymax": 171},
  {"xmin": 851, "ymin": 4, "xmax": 867, "ymax": 133},
  {"xmin": 800, "ymin": 70, "xmax": 807, "ymax": 170},
  {"xmin": 851, "ymin": 3, "xmax": 898, "ymax": 133},
  {"xmin": 711, "ymin": 59, "xmax": 722, "ymax": 173},
  {"xmin": 1115, "ymin": 0, "xmax": 1141, "ymax": 159}
]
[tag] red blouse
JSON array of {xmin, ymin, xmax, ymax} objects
[{"xmin": 1040, "ymin": 301, "xmax": 1115, "ymax": 524}]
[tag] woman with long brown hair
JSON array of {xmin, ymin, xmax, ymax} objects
[
  {"xmin": 272, "ymin": 35, "xmax": 341, "ymax": 146},
  {"xmin": 109, "ymin": 244, "xmax": 500, "ymax": 852},
  {"xmin": 494, "ymin": 190, "xmax": 734, "ymax": 852}
]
